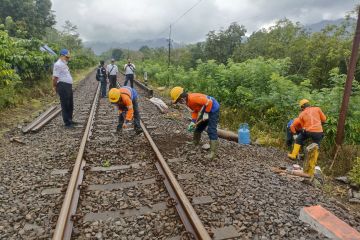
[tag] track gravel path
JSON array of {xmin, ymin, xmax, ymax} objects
[
  {"xmin": 1, "ymin": 72, "xmax": 360, "ymax": 239},
  {"xmin": 0, "ymin": 72, "xmax": 98, "ymax": 239}
]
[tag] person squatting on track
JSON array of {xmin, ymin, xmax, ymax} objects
[
  {"xmin": 52, "ymin": 49, "xmax": 77, "ymax": 128},
  {"xmin": 107, "ymin": 59, "xmax": 118, "ymax": 90},
  {"xmin": 124, "ymin": 58, "xmax": 136, "ymax": 88},
  {"xmin": 170, "ymin": 86, "xmax": 220, "ymax": 160},
  {"xmin": 286, "ymin": 118, "xmax": 301, "ymax": 149},
  {"xmin": 96, "ymin": 60, "xmax": 108, "ymax": 98},
  {"xmin": 288, "ymin": 99, "xmax": 326, "ymax": 160},
  {"xmin": 108, "ymin": 87, "xmax": 143, "ymax": 135}
]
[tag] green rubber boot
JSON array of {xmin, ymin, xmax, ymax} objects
[
  {"xmin": 207, "ymin": 140, "xmax": 218, "ymax": 160},
  {"xmin": 193, "ymin": 131, "xmax": 201, "ymax": 146}
]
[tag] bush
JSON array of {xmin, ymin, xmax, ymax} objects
[
  {"xmin": 0, "ymin": 60, "xmax": 21, "ymax": 108},
  {"xmin": 0, "ymin": 29, "xmax": 98, "ymax": 109},
  {"xmin": 349, "ymin": 157, "xmax": 360, "ymax": 185},
  {"xmin": 138, "ymin": 57, "xmax": 360, "ymax": 145}
]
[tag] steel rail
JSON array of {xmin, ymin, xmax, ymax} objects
[
  {"xmin": 134, "ymin": 79, "xmax": 153, "ymax": 97},
  {"xmin": 22, "ymin": 106, "xmax": 57, "ymax": 133},
  {"xmin": 53, "ymin": 79, "xmax": 210, "ymax": 239},
  {"xmin": 53, "ymin": 83, "xmax": 100, "ymax": 240},
  {"xmin": 31, "ymin": 108, "xmax": 62, "ymax": 132},
  {"xmin": 22, "ymin": 69, "xmax": 96, "ymax": 133},
  {"xmin": 140, "ymin": 121, "xmax": 211, "ymax": 240}
]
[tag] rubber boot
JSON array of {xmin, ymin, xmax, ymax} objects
[
  {"xmin": 193, "ymin": 131, "xmax": 201, "ymax": 146},
  {"xmin": 206, "ymin": 140, "xmax": 218, "ymax": 160},
  {"xmin": 288, "ymin": 144, "xmax": 301, "ymax": 160},
  {"xmin": 304, "ymin": 144, "xmax": 319, "ymax": 178}
]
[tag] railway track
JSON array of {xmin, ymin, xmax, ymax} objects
[
  {"xmin": 2, "ymin": 72, "xmax": 360, "ymax": 239},
  {"xmin": 50, "ymin": 77, "xmax": 214, "ymax": 239}
]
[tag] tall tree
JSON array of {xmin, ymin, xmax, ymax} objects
[
  {"xmin": 204, "ymin": 22, "xmax": 246, "ymax": 64},
  {"xmin": 0, "ymin": 0, "xmax": 55, "ymax": 38},
  {"xmin": 112, "ymin": 48, "xmax": 124, "ymax": 61}
]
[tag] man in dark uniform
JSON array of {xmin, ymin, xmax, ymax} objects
[{"xmin": 96, "ymin": 60, "xmax": 107, "ymax": 98}]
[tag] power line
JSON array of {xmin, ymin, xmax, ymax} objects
[
  {"xmin": 156, "ymin": 0, "xmax": 204, "ymax": 37},
  {"xmin": 172, "ymin": 0, "xmax": 203, "ymax": 26}
]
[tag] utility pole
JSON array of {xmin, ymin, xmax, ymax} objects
[
  {"xmin": 167, "ymin": 24, "xmax": 172, "ymax": 86},
  {"xmin": 335, "ymin": 7, "xmax": 360, "ymax": 146}
]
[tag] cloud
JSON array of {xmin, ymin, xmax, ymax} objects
[{"xmin": 51, "ymin": 0, "xmax": 358, "ymax": 43}]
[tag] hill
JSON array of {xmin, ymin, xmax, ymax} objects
[{"xmin": 84, "ymin": 38, "xmax": 182, "ymax": 55}]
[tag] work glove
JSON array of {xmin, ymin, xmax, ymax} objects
[
  {"xmin": 293, "ymin": 134, "xmax": 298, "ymax": 140},
  {"xmin": 123, "ymin": 121, "xmax": 132, "ymax": 129},
  {"xmin": 202, "ymin": 113, "xmax": 209, "ymax": 121},
  {"xmin": 187, "ymin": 122, "xmax": 196, "ymax": 132}
]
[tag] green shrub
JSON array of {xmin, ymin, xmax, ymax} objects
[
  {"xmin": 349, "ymin": 157, "xmax": 360, "ymax": 185},
  {"xmin": 138, "ymin": 57, "xmax": 360, "ymax": 145},
  {"xmin": 0, "ymin": 60, "xmax": 21, "ymax": 108}
]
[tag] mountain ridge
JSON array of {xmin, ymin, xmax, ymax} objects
[{"xmin": 85, "ymin": 18, "xmax": 353, "ymax": 55}]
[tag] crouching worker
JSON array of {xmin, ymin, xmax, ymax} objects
[
  {"xmin": 286, "ymin": 118, "xmax": 302, "ymax": 149},
  {"xmin": 288, "ymin": 99, "xmax": 326, "ymax": 160},
  {"xmin": 108, "ymin": 87, "xmax": 142, "ymax": 134},
  {"xmin": 170, "ymin": 86, "xmax": 220, "ymax": 160}
]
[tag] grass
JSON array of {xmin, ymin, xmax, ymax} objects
[{"xmin": 0, "ymin": 66, "xmax": 96, "ymax": 137}]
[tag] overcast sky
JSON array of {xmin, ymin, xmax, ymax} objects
[{"xmin": 51, "ymin": 0, "xmax": 358, "ymax": 43}]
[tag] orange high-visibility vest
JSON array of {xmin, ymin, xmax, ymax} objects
[
  {"xmin": 117, "ymin": 87, "xmax": 133, "ymax": 121},
  {"xmin": 296, "ymin": 107, "xmax": 326, "ymax": 133},
  {"xmin": 186, "ymin": 93, "xmax": 213, "ymax": 122}
]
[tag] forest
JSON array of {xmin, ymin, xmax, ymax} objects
[{"xmin": 0, "ymin": 0, "xmax": 97, "ymax": 108}]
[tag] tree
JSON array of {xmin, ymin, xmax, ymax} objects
[
  {"xmin": 112, "ymin": 48, "xmax": 123, "ymax": 60},
  {"xmin": 234, "ymin": 19, "xmax": 309, "ymax": 75},
  {"xmin": 189, "ymin": 42, "xmax": 205, "ymax": 67},
  {"xmin": 139, "ymin": 45, "xmax": 152, "ymax": 60},
  {"xmin": 204, "ymin": 22, "xmax": 246, "ymax": 64},
  {"xmin": 307, "ymin": 23, "xmax": 352, "ymax": 88},
  {"xmin": 60, "ymin": 20, "xmax": 83, "ymax": 51},
  {"xmin": 0, "ymin": 0, "xmax": 55, "ymax": 38}
]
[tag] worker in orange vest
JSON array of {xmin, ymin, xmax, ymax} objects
[
  {"xmin": 288, "ymin": 99, "xmax": 326, "ymax": 159},
  {"xmin": 108, "ymin": 87, "xmax": 142, "ymax": 134},
  {"xmin": 170, "ymin": 86, "xmax": 220, "ymax": 160}
]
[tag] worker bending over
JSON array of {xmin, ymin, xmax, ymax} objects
[
  {"xmin": 286, "ymin": 118, "xmax": 302, "ymax": 149},
  {"xmin": 170, "ymin": 86, "xmax": 220, "ymax": 160},
  {"xmin": 288, "ymin": 99, "xmax": 326, "ymax": 160},
  {"xmin": 108, "ymin": 87, "xmax": 142, "ymax": 134}
]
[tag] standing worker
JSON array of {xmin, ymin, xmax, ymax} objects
[
  {"xmin": 107, "ymin": 59, "xmax": 118, "ymax": 90},
  {"xmin": 124, "ymin": 58, "xmax": 135, "ymax": 88},
  {"xmin": 108, "ymin": 87, "xmax": 142, "ymax": 134},
  {"xmin": 170, "ymin": 87, "xmax": 220, "ymax": 160},
  {"xmin": 96, "ymin": 60, "xmax": 107, "ymax": 98},
  {"xmin": 52, "ymin": 49, "xmax": 76, "ymax": 128},
  {"xmin": 288, "ymin": 99, "xmax": 326, "ymax": 160}
]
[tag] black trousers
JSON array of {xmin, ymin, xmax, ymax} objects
[
  {"xmin": 109, "ymin": 75, "xmax": 117, "ymax": 90},
  {"xmin": 100, "ymin": 79, "xmax": 107, "ymax": 97},
  {"xmin": 57, "ymin": 82, "xmax": 73, "ymax": 126},
  {"xmin": 296, "ymin": 131, "xmax": 324, "ymax": 147},
  {"xmin": 124, "ymin": 74, "xmax": 134, "ymax": 88},
  {"xmin": 118, "ymin": 98, "xmax": 141, "ymax": 130}
]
